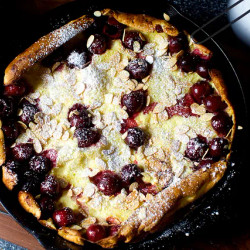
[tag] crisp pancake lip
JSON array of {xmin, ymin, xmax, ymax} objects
[{"xmin": 0, "ymin": 9, "xmax": 236, "ymax": 248}]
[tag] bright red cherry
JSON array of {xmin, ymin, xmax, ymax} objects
[{"xmin": 86, "ymin": 224, "xmax": 107, "ymax": 242}]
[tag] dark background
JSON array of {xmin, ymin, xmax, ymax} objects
[{"xmin": 0, "ymin": 0, "xmax": 250, "ymax": 249}]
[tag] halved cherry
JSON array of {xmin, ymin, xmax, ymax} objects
[
  {"xmin": 121, "ymin": 164, "xmax": 142, "ymax": 184},
  {"xmin": 12, "ymin": 143, "xmax": 34, "ymax": 161},
  {"xmin": 190, "ymin": 81, "xmax": 213, "ymax": 104},
  {"xmin": 126, "ymin": 59, "xmax": 150, "ymax": 80},
  {"xmin": 123, "ymin": 31, "xmax": 145, "ymax": 50},
  {"xmin": 19, "ymin": 99, "xmax": 39, "ymax": 125},
  {"xmin": 185, "ymin": 137, "xmax": 208, "ymax": 160},
  {"xmin": 168, "ymin": 32, "xmax": 188, "ymax": 54},
  {"xmin": 203, "ymin": 95, "xmax": 227, "ymax": 113},
  {"xmin": 88, "ymin": 34, "xmax": 107, "ymax": 55},
  {"xmin": 125, "ymin": 127, "xmax": 146, "ymax": 149},
  {"xmin": 4, "ymin": 83, "xmax": 26, "ymax": 97},
  {"xmin": 211, "ymin": 112, "xmax": 232, "ymax": 136},
  {"xmin": 53, "ymin": 207, "xmax": 75, "ymax": 228},
  {"xmin": 209, "ymin": 138, "xmax": 229, "ymax": 158},
  {"xmin": 74, "ymin": 128, "xmax": 100, "ymax": 148}
]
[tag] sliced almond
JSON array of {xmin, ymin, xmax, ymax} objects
[
  {"xmin": 17, "ymin": 109, "xmax": 23, "ymax": 116},
  {"xmin": 17, "ymin": 121, "xmax": 27, "ymax": 129},
  {"xmin": 146, "ymin": 96, "xmax": 151, "ymax": 106},
  {"xmin": 134, "ymin": 83, "xmax": 144, "ymax": 91},
  {"xmin": 75, "ymin": 83, "xmax": 86, "ymax": 95},
  {"xmin": 153, "ymin": 103, "xmax": 165, "ymax": 113},
  {"xmin": 94, "ymin": 10, "xmax": 102, "ymax": 17},
  {"xmin": 118, "ymin": 70, "xmax": 130, "ymax": 81},
  {"xmin": 146, "ymin": 55, "xmax": 154, "ymax": 64},
  {"xmin": 129, "ymin": 182, "xmax": 139, "ymax": 192},
  {"xmin": 87, "ymin": 35, "xmax": 94, "ymax": 48},
  {"xmin": 163, "ymin": 13, "xmax": 170, "ymax": 21},
  {"xmin": 133, "ymin": 41, "xmax": 141, "ymax": 52},
  {"xmin": 122, "ymin": 131, "xmax": 128, "ymax": 139}
]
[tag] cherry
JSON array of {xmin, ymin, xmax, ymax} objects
[
  {"xmin": 211, "ymin": 112, "xmax": 232, "ymax": 136},
  {"xmin": 177, "ymin": 53, "xmax": 196, "ymax": 72},
  {"xmin": 179, "ymin": 93, "xmax": 195, "ymax": 106},
  {"xmin": 121, "ymin": 90, "xmax": 147, "ymax": 116},
  {"xmin": 12, "ymin": 143, "xmax": 34, "ymax": 161},
  {"xmin": 22, "ymin": 170, "xmax": 41, "ymax": 194},
  {"xmin": 40, "ymin": 175, "xmax": 60, "ymax": 198},
  {"xmin": 126, "ymin": 59, "xmax": 150, "ymax": 80},
  {"xmin": 196, "ymin": 61, "xmax": 210, "ymax": 79},
  {"xmin": 39, "ymin": 196, "xmax": 55, "ymax": 219},
  {"xmin": 103, "ymin": 17, "xmax": 124, "ymax": 39},
  {"xmin": 121, "ymin": 164, "xmax": 141, "ymax": 184},
  {"xmin": 19, "ymin": 99, "xmax": 39, "ymax": 125},
  {"xmin": 203, "ymin": 95, "xmax": 226, "ymax": 113},
  {"xmin": 68, "ymin": 103, "xmax": 92, "ymax": 128},
  {"xmin": 209, "ymin": 138, "xmax": 228, "ymax": 158},
  {"xmin": 0, "ymin": 97, "xmax": 15, "ymax": 118},
  {"xmin": 74, "ymin": 128, "xmax": 100, "ymax": 148},
  {"xmin": 190, "ymin": 81, "xmax": 213, "ymax": 104},
  {"xmin": 53, "ymin": 207, "xmax": 75, "ymax": 228},
  {"xmin": 66, "ymin": 51, "xmax": 90, "ymax": 69},
  {"xmin": 138, "ymin": 181, "xmax": 158, "ymax": 195},
  {"xmin": 185, "ymin": 137, "xmax": 208, "ymax": 160},
  {"xmin": 109, "ymin": 225, "xmax": 120, "ymax": 236},
  {"xmin": 2, "ymin": 122, "xmax": 19, "ymax": 142},
  {"xmin": 42, "ymin": 149, "xmax": 58, "ymax": 168},
  {"xmin": 166, "ymin": 105, "xmax": 192, "ymax": 118},
  {"xmin": 88, "ymin": 34, "xmax": 107, "ymax": 55},
  {"xmin": 125, "ymin": 127, "xmax": 146, "ymax": 149},
  {"xmin": 155, "ymin": 25, "xmax": 163, "ymax": 33},
  {"xmin": 123, "ymin": 31, "xmax": 145, "ymax": 50},
  {"xmin": 91, "ymin": 170, "xmax": 122, "ymax": 196},
  {"xmin": 29, "ymin": 155, "xmax": 51, "ymax": 175},
  {"xmin": 4, "ymin": 83, "xmax": 26, "ymax": 97},
  {"xmin": 195, "ymin": 159, "xmax": 214, "ymax": 170},
  {"xmin": 168, "ymin": 33, "xmax": 188, "ymax": 54},
  {"xmin": 86, "ymin": 224, "xmax": 107, "ymax": 242}
]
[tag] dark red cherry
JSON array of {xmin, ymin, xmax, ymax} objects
[
  {"xmin": 121, "ymin": 90, "xmax": 147, "ymax": 116},
  {"xmin": 121, "ymin": 164, "xmax": 141, "ymax": 184},
  {"xmin": 91, "ymin": 170, "xmax": 122, "ymax": 196},
  {"xmin": 22, "ymin": 170, "xmax": 41, "ymax": 194},
  {"xmin": 179, "ymin": 93, "xmax": 195, "ymax": 107},
  {"xmin": 185, "ymin": 137, "xmax": 208, "ymax": 160},
  {"xmin": 86, "ymin": 224, "xmax": 107, "ymax": 242},
  {"xmin": 42, "ymin": 149, "xmax": 58, "ymax": 168},
  {"xmin": 125, "ymin": 127, "xmax": 146, "ymax": 149},
  {"xmin": 103, "ymin": 17, "xmax": 124, "ymax": 39},
  {"xmin": 4, "ymin": 84, "xmax": 26, "ymax": 97},
  {"xmin": 155, "ymin": 25, "xmax": 163, "ymax": 33},
  {"xmin": 40, "ymin": 175, "xmax": 60, "ymax": 197},
  {"xmin": 12, "ymin": 143, "xmax": 34, "ymax": 161},
  {"xmin": 74, "ymin": 128, "xmax": 100, "ymax": 148},
  {"xmin": 203, "ymin": 95, "xmax": 226, "ymax": 113},
  {"xmin": 138, "ymin": 182, "xmax": 158, "ymax": 195},
  {"xmin": 53, "ymin": 207, "xmax": 75, "ymax": 228},
  {"xmin": 88, "ymin": 34, "xmax": 107, "ymax": 55},
  {"xmin": 195, "ymin": 159, "xmax": 214, "ymax": 170},
  {"xmin": 211, "ymin": 112, "xmax": 232, "ymax": 136},
  {"xmin": 177, "ymin": 53, "xmax": 196, "ymax": 72},
  {"xmin": 19, "ymin": 100, "xmax": 39, "ymax": 125},
  {"xmin": 196, "ymin": 61, "xmax": 210, "ymax": 79},
  {"xmin": 168, "ymin": 33, "xmax": 188, "ymax": 54},
  {"xmin": 126, "ymin": 59, "xmax": 150, "ymax": 80},
  {"xmin": 0, "ymin": 97, "xmax": 14, "ymax": 118},
  {"xmin": 209, "ymin": 138, "xmax": 229, "ymax": 158},
  {"xmin": 190, "ymin": 81, "xmax": 213, "ymax": 104},
  {"xmin": 2, "ymin": 122, "xmax": 19, "ymax": 142},
  {"xmin": 68, "ymin": 103, "xmax": 92, "ymax": 128},
  {"xmin": 109, "ymin": 225, "xmax": 120, "ymax": 236},
  {"xmin": 39, "ymin": 196, "xmax": 55, "ymax": 219},
  {"xmin": 123, "ymin": 31, "xmax": 145, "ymax": 50},
  {"xmin": 29, "ymin": 155, "xmax": 51, "ymax": 175}
]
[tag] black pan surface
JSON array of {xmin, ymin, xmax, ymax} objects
[{"xmin": 0, "ymin": 0, "xmax": 248, "ymax": 249}]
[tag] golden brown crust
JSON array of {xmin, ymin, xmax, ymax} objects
[
  {"xmin": 0, "ymin": 128, "xmax": 6, "ymax": 166},
  {"xmin": 58, "ymin": 227, "xmax": 84, "ymax": 246},
  {"xmin": 18, "ymin": 191, "xmax": 41, "ymax": 219},
  {"xmin": 2, "ymin": 166, "xmax": 18, "ymax": 190},
  {"xmin": 101, "ymin": 9, "xmax": 178, "ymax": 36},
  {"xmin": 4, "ymin": 16, "xmax": 94, "ymax": 86}
]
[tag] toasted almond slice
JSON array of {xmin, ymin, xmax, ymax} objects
[
  {"xmin": 133, "ymin": 41, "xmax": 141, "ymax": 52},
  {"xmin": 129, "ymin": 182, "xmax": 139, "ymax": 192},
  {"xmin": 17, "ymin": 121, "xmax": 27, "ymax": 129},
  {"xmin": 146, "ymin": 55, "xmax": 154, "ymax": 64},
  {"xmin": 146, "ymin": 96, "xmax": 150, "ymax": 106},
  {"xmin": 139, "ymin": 33, "xmax": 146, "ymax": 41},
  {"xmin": 142, "ymin": 75, "xmax": 150, "ymax": 83},
  {"xmin": 118, "ymin": 70, "xmax": 130, "ymax": 81},
  {"xmin": 122, "ymin": 131, "xmax": 128, "ymax": 139},
  {"xmin": 2, "ymin": 166, "xmax": 18, "ymax": 190},
  {"xmin": 134, "ymin": 83, "xmax": 144, "ymax": 91},
  {"xmin": 18, "ymin": 191, "xmax": 41, "ymax": 219},
  {"xmin": 81, "ymin": 217, "xmax": 97, "ymax": 228},
  {"xmin": 58, "ymin": 227, "xmax": 84, "ymax": 246},
  {"xmin": 153, "ymin": 103, "xmax": 165, "ymax": 113},
  {"xmin": 163, "ymin": 13, "xmax": 170, "ymax": 21},
  {"xmin": 94, "ymin": 10, "xmax": 102, "ymax": 17},
  {"xmin": 87, "ymin": 35, "xmax": 94, "ymax": 48},
  {"xmin": 17, "ymin": 109, "xmax": 23, "ymax": 116},
  {"xmin": 166, "ymin": 57, "xmax": 177, "ymax": 68},
  {"xmin": 39, "ymin": 218, "xmax": 56, "ymax": 230},
  {"xmin": 34, "ymin": 138, "xmax": 42, "ymax": 153}
]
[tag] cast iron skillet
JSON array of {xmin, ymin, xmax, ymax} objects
[{"xmin": 0, "ymin": 0, "xmax": 248, "ymax": 249}]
